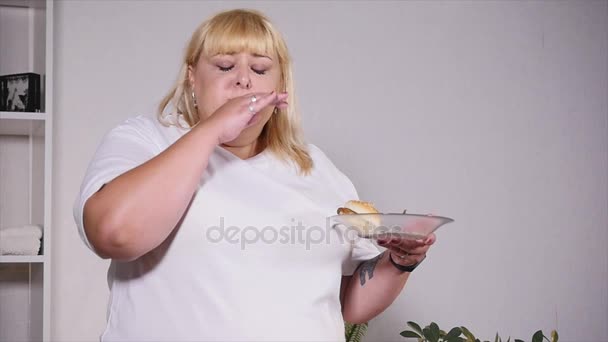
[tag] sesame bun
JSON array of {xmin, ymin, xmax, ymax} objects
[
  {"xmin": 337, "ymin": 200, "xmax": 381, "ymax": 234},
  {"xmin": 344, "ymin": 200, "xmax": 379, "ymax": 215}
]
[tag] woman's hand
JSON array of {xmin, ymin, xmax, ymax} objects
[
  {"xmin": 204, "ymin": 91, "xmax": 288, "ymax": 144},
  {"xmin": 376, "ymin": 233, "xmax": 436, "ymax": 266}
]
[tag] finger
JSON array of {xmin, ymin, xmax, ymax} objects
[
  {"xmin": 381, "ymin": 244, "xmax": 408, "ymax": 258},
  {"xmin": 378, "ymin": 241, "xmax": 420, "ymax": 258},
  {"xmin": 274, "ymin": 100, "xmax": 288, "ymax": 109},
  {"xmin": 389, "ymin": 237, "xmax": 426, "ymax": 249},
  {"xmin": 376, "ymin": 235, "xmax": 391, "ymax": 244},
  {"xmin": 388, "ymin": 250, "xmax": 423, "ymax": 265},
  {"xmin": 424, "ymin": 233, "xmax": 436, "ymax": 245},
  {"xmin": 270, "ymin": 95, "xmax": 288, "ymax": 111},
  {"xmin": 245, "ymin": 91, "xmax": 288, "ymax": 113},
  {"xmin": 244, "ymin": 93, "xmax": 286, "ymax": 128},
  {"xmin": 242, "ymin": 91, "xmax": 282, "ymax": 102},
  {"xmin": 384, "ymin": 241, "xmax": 428, "ymax": 257},
  {"xmin": 274, "ymin": 92, "xmax": 288, "ymax": 102},
  {"xmin": 378, "ymin": 235, "xmax": 421, "ymax": 245},
  {"xmin": 405, "ymin": 245, "xmax": 430, "ymax": 255},
  {"xmin": 242, "ymin": 91, "xmax": 279, "ymax": 115},
  {"xmin": 379, "ymin": 237, "xmax": 430, "ymax": 257}
]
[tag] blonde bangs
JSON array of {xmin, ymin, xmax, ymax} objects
[{"xmin": 201, "ymin": 11, "xmax": 276, "ymax": 59}]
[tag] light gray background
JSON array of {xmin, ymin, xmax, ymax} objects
[{"xmin": 52, "ymin": 1, "xmax": 607, "ymax": 341}]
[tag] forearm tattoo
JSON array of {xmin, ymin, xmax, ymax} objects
[{"xmin": 357, "ymin": 251, "xmax": 386, "ymax": 286}]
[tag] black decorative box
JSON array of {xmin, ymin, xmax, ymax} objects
[{"xmin": 0, "ymin": 73, "xmax": 41, "ymax": 112}]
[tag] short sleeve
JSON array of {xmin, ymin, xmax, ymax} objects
[
  {"xmin": 307, "ymin": 144, "xmax": 382, "ymax": 276},
  {"xmin": 72, "ymin": 116, "xmax": 162, "ymax": 252}
]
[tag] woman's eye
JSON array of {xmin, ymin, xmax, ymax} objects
[
  {"xmin": 252, "ymin": 68, "xmax": 266, "ymax": 75},
  {"xmin": 218, "ymin": 65, "xmax": 234, "ymax": 72},
  {"xmin": 217, "ymin": 64, "xmax": 266, "ymax": 74}
]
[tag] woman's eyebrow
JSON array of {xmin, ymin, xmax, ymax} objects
[{"xmin": 250, "ymin": 53, "xmax": 272, "ymax": 61}]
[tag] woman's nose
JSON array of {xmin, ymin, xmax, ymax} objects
[{"xmin": 235, "ymin": 69, "xmax": 251, "ymax": 90}]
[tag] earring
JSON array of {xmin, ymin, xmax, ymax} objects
[
  {"xmin": 273, "ymin": 107, "xmax": 279, "ymax": 115},
  {"xmin": 191, "ymin": 91, "xmax": 198, "ymax": 108}
]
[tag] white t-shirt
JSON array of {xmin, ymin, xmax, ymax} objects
[{"xmin": 73, "ymin": 114, "xmax": 381, "ymax": 342}]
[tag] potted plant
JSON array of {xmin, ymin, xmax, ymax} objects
[
  {"xmin": 400, "ymin": 321, "xmax": 559, "ymax": 342},
  {"xmin": 345, "ymin": 322, "xmax": 368, "ymax": 342},
  {"xmin": 344, "ymin": 321, "xmax": 559, "ymax": 342}
]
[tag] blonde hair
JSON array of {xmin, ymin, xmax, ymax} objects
[{"xmin": 157, "ymin": 9, "xmax": 313, "ymax": 175}]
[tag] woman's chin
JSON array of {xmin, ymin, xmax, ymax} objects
[{"xmin": 226, "ymin": 127, "xmax": 262, "ymax": 146}]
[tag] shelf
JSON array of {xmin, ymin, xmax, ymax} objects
[
  {"xmin": 0, "ymin": 112, "xmax": 45, "ymax": 135},
  {"xmin": 0, "ymin": 0, "xmax": 51, "ymax": 341},
  {"xmin": 0, "ymin": 112, "xmax": 45, "ymax": 119},
  {"xmin": 0, "ymin": 255, "xmax": 44, "ymax": 263},
  {"xmin": 0, "ymin": 0, "xmax": 45, "ymax": 9}
]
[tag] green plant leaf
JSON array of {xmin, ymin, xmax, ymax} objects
[
  {"xmin": 423, "ymin": 326, "xmax": 440, "ymax": 342},
  {"xmin": 506, "ymin": 338, "xmax": 511, "ymax": 342},
  {"xmin": 423, "ymin": 327, "xmax": 432, "ymax": 341},
  {"xmin": 401, "ymin": 330, "xmax": 423, "ymax": 338},
  {"xmin": 494, "ymin": 333, "xmax": 500, "ymax": 342},
  {"xmin": 408, "ymin": 321, "xmax": 424, "ymax": 335},
  {"xmin": 429, "ymin": 323, "xmax": 441, "ymax": 342},
  {"xmin": 446, "ymin": 327, "xmax": 462, "ymax": 339},
  {"xmin": 440, "ymin": 329, "xmax": 447, "ymax": 337},
  {"xmin": 514, "ymin": 340, "xmax": 524, "ymax": 342},
  {"xmin": 551, "ymin": 330, "xmax": 559, "ymax": 342},
  {"xmin": 345, "ymin": 322, "xmax": 368, "ymax": 342},
  {"xmin": 446, "ymin": 337, "xmax": 466, "ymax": 342},
  {"xmin": 532, "ymin": 330, "xmax": 544, "ymax": 342},
  {"xmin": 460, "ymin": 327, "xmax": 476, "ymax": 342},
  {"xmin": 344, "ymin": 322, "xmax": 355, "ymax": 341}
]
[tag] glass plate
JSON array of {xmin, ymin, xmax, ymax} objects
[{"xmin": 329, "ymin": 213, "xmax": 454, "ymax": 239}]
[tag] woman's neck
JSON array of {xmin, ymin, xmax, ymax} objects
[{"xmin": 221, "ymin": 140, "xmax": 264, "ymax": 160}]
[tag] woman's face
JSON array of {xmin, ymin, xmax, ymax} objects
[{"xmin": 189, "ymin": 51, "xmax": 281, "ymax": 145}]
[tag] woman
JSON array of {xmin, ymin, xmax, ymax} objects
[{"xmin": 74, "ymin": 8, "xmax": 435, "ymax": 341}]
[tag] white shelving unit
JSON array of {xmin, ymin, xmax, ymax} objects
[{"xmin": 0, "ymin": 0, "xmax": 53, "ymax": 341}]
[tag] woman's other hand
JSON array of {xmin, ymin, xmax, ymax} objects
[{"xmin": 376, "ymin": 233, "xmax": 436, "ymax": 267}]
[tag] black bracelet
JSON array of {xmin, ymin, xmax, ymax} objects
[{"xmin": 388, "ymin": 253, "xmax": 426, "ymax": 273}]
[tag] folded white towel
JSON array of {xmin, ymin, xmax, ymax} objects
[
  {"xmin": 0, "ymin": 236, "xmax": 41, "ymax": 255},
  {"xmin": 0, "ymin": 225, "xmax": 43, "ymax": 255},
  {"xmin": 0, "ymin": 225, "xmax": 42, "ymax": 239}
]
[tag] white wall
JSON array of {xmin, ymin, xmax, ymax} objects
[{"xmin": 53, "ymin": 1, "xmax": 607, "ymax": 341}]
